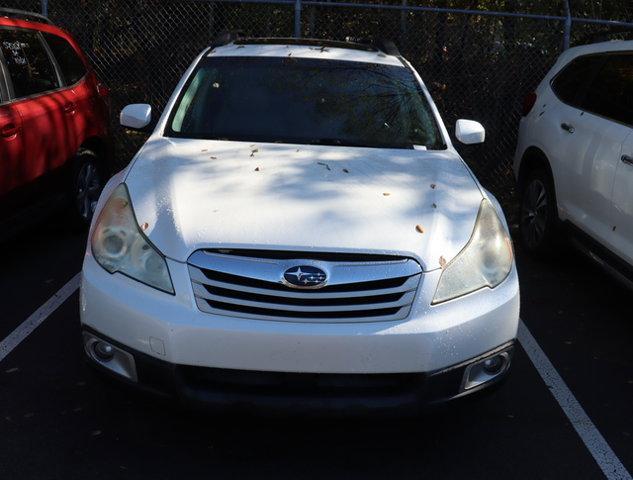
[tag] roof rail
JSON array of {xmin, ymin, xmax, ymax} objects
[
  {"xmin": 0, "ymin": 8, "xmax": 53, "ymax": 25},
  {"xmin": 344, "ymin": 37, "xmax": 402, "ymax": 56},
  {"xmin": 372, "ymin": 38, "xmax": 401, "ymax": 56},
  {"xmin": 211, "ymin": 30, "xmax": 244, "ymax": 48},
  {"xmin": 214, "ymin": 35, "xmax": 402, "ymax": 56}
]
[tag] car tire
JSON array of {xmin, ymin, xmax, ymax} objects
[
  {"xmin": 519, "ymin": 168, "xmax": 560, "ymax": 257},
  {"xmin": 71, "ymin": 149, "xmax": 105, "ymax": 226}
]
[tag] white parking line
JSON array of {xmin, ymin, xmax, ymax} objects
[
  {"xmin": 518, "ymin": 320, "xmax": 632, "ymax": 480},
  {"xmin": 0, "ymin": 273, "xmax": 81, "ymax": 363}
]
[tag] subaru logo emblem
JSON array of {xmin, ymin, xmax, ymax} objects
[{"xmin": 283, "ymin": 265, "xmax": 327, "ymax": 289}]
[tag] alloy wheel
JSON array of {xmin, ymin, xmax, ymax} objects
[
  {"xmin": 521, "ymin": 179, "xmax": 549, "ymax": 250},
  {"xmin": 76, "ymin": 162, "xmax": 102, "ymax": 221}
]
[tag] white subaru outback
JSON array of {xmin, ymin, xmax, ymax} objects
[{"xmin": 80, "ymin": 38, "xmax": 519, "ymax": 413}]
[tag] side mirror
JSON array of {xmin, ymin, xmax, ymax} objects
[
  {"xmin": 120, "ymin": 104, "xmax": 152, "ymax": 131},
  {"xmin": 455, "ymin": 119, "xmax": 485, "ymax": 145}
]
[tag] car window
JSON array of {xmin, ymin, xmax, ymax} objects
[
  {"xmin": 43, "ymin": 33, "xmax": 87, "ymax": 85},
  {"xmin": 581, "ymin": 53, "xmax": 633, "ymax": 126},
  {"xmin": 551, "ymin": 55, "xmax": 603, "ymax": 107},
  {"xmin": 0, "ymin": 28, "xmax": 59, "ymax": 99},
  {"xmin": 167, "ymin": 57, "xmax": 446, "ymax": 150}
]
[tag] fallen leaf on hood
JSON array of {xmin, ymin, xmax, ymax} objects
[
  {"xmin": 317, "ymin": 161, "xmax": 331, "ymax": 171},
  {"xmin": 201, "ymin": 149, "xmax": 208, "ymax": 152},
  {"xmin": 250, "ymin": 149, "xmax": 259, "ymax": 157},
  {"xmin": 342, "ymin": 168, "xmax": 350, "ymax": 173},
  {"xmin": 430, "ymin": 183, "xmax": 436, "ymax": 189},
  {"xmin": 254, "ymin": 167, "xmax": 261, "ymax": 171},
  {"xmin": 432, "ymin": 203, "xmax": 437, "ymax": 209},
  {"xmin": 383, "ymin": 192, "xmax": 391, "ymax": 196},
  {"xmin": 415, "ymin": 225, "xmax": 424, "ymax": 234},
  {"xmin": 210, "ymin": 156, "xmax": 217, "ymax": 160},
  {"xmin": 439, "ymin": 256, "xmax": 447, "ymax": 269}
]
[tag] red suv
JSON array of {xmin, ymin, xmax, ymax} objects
[{"xmin": 0, "ymin": 9, "xmax": 112, "ymax": 237}]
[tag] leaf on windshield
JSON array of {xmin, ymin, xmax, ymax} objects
[
  {"xmin": 342, "ymin": 168, "xmax": 350, "ymax": 173},
  {"xmin": 430, "ymin": 183, "xmax": 436, "ymax": 189},
  {"xmin": 317, "ymin": 161, "xmax": 331, "ymax": 171},
  {"xmin": 250, "ymin": 148, "xmax": 259, "ymax": 157},
  {"xmin": 382, "ymin": 192, "xmax": 391, "ymax": 196},
  {"xmin": 439, "ymin": 256, "xmax": 447, "ymax": 269},
  {"xmin": 254, "ymin": 167, "xmax": 261, "ymax": 171},
  {"xmin": 415, "ymin": 224, "xmax": 424, "ymax": 234}
]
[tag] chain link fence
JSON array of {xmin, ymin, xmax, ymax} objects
[{"xmin": 4, "ymin": 0, "xmax": 633, "ymax": 216}]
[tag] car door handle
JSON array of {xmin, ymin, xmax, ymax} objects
[
  {"xmin": 561, "ymin": 123, "xmax": 575, "ymax": 134},
  {"xmin": 0, "ymin": 123, "xmax": 18, "ymax": 138},
  {"xmin": 622, "ymin": 154, "xmax": 633, "ymax": 166},
  {"xmin": 63, "ymin": 102, "xmax": 77, "ymax": 114}
]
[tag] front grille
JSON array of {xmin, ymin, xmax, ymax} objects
[{"xmin": 187, "ymin": 250, "xmax": 422, "ymax": 323}]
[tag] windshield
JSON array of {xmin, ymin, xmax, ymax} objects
[{"xmin": 166, "ymin": 56, "xmax": 446, "ymax": 150}]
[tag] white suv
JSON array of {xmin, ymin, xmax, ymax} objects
[
  {"xmin": 81, "ymin": 38, "xmax": 519, "ymax": 413},
  {"xmin": 514, "ymin": 41, "xmax": 633, "ymax": 281}
]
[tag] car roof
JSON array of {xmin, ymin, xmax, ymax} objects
[
  {"xmin": 561, "ymin": 39, "xmax": 633, "ymax": 62},
  {"xmin": 209, "ymin": 41, "xmax": 405, "ymax": 67}
]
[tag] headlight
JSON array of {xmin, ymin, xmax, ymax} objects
[
  {"xmin": 91, "ymin": 184, "xmax": 174, "ymax": 294},
  {"xmin": 433, "ymin": 199, "xmax": 513, "ymax": 304}
]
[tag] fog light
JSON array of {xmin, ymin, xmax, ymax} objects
[
  {"xmin": 93, "ymin": 341, "xmax": 114, "ymax": 361},
  {"xmin": 83, "ymin": 332, "xmax": 138, "ymax": 382},
  {"xmin": 461, "ymin": 350, "xmax": 512, "ymax": 391},
  {"xmin": 483, "ymin": 355, "xmax": 504, "ymax": 374}
]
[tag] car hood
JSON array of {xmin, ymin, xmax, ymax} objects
[{"xmin": 124, "ymin": 138, "xmax": 484, "ymax": 270}]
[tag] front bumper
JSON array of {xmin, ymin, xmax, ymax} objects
[
  {"xmin": 80, "ymin": 251, "xmax": 520, "ymax": 410},
  {"xmin": 84, "ymin": 325, "xmax": 514, "ymax": 414}
]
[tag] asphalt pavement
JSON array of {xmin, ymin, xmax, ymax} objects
[{"xmin": 0, "ymin": 215, "xmax": 631, "ymax": 480}]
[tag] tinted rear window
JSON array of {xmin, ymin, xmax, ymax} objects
[
  {"xmin": 44, "ymin": 33, "xmax": 87, "ymax": 85},
  {"xmin": 551, "ymin": 55, "xmax": 603, "ymax": 107},
  {"xmin": 167, "ymin": 57, "xmax": 445, "ymax": 150},
  {"xmin": 0, "ymin": 28, "xmax": 59, "ymax": 98},
  {"xmin": 581, "ymin": 53, "xmax": 633, "ymax": 125}
]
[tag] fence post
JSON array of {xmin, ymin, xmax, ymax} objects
[
  {"xmin": 41, "ymin": 0, "xmax": 48, "ymax": 16},
  {"xmin": 294, "ymin": 0, "xmax": 302, "ymax": 38},
  {"xmin": 400, "ymin": 0, "xmax": 408, "ymax": 40},
  {"xmin": 562, "ymin": 0, "xmax": 571, "ymax": 49}
]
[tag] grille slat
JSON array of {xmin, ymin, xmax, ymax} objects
[
  {"xmin": 193, "ymin": 284, "xmax": 416, "ymax": 313},
  {"xmin": 190, "ymin": 270, "xmax": 420, "ymax": 299},
  {"xmin": 187, "ymin": 250, "xmax": 422, "ymax": 323}
]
